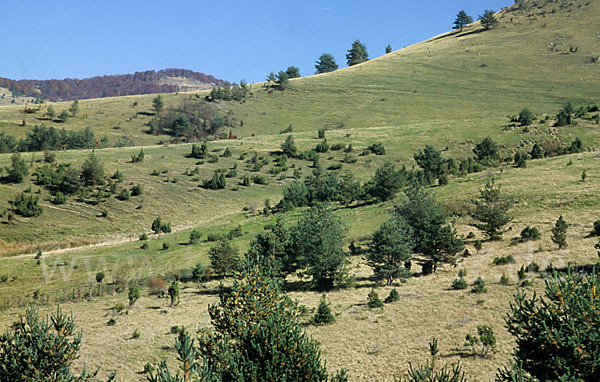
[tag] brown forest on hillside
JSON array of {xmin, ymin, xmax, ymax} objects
[{"xmin": 0, "ymin": 68, "xmax": 228, "ymax": 101}]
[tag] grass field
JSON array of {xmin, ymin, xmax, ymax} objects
[{"xmin": 1, "ymin": 1, "xmax": 600, "ymax": 380}]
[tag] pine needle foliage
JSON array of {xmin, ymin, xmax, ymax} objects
[
  {"xmin": 500, "ymin": 267, "xmax": 600, "ymax": 381},
  {"xmin": 147, "ymin": 264, "xmax": 347, "ymax": 381},
  {"xmin": 0, "ymin": 306, "xmax": 116, "ymax": 382}
]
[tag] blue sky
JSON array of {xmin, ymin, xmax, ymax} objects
[{"xmin": 2, "ymin": 0, "xmax": 510, "ymax": 83}]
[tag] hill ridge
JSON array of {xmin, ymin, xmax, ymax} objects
[{"xmin": 0, "ymin": 68, "xmax": 229, "ymax": 102}]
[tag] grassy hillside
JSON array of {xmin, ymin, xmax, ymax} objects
[
  {"xmin": 1, "ymin": 150, "xmax": 599, "ymax": 381},
  {"xmin": 0, "ymin": 1, "xmax": 598, "ymax": 145},
  {"xmin": 0, "ymin": 0, "xmax": 598, "ymax": 252},
  {"xmin": 1, "ymin": 1, "xmax": 600, "ymax": 380}
]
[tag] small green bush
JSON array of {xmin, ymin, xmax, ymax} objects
[
  {"xmin": 384, "ymin": 288, "xmax": 400, "ymax": 303},
  {"xmin": 368, "ymin": 143, "xmax": 386, "ymax": 155},
  {"xmin": 452, "ymin": 277, "xmax": 468, "ymax": 290},
  {"xmin": 189, "ymin": 229, "xmax": 202, "ymax": 244},
  {"xmin": 131, "ymin": 329, "xmax": 140, "ymax": 339},
  {"xmin": 131, "ymin": 184, "xmax": 143, "ymax": 196},
  {"xmin": 590, "ymin": 220, "xmax": 600, "ymax": 237},
  {"xmin": 128, "ymin": 286, "xmax": 140, "ymax": 306},
  {"xmin": 52, "ymin": 192, "xmax": 67, "ymax": 205},
  {"xmin": 117, "ymin": 189, "xmax": 130, "ymax": 201},
  {"xmin": 367, "ymin": 289, "xmax": 384, "ymax": 308},
  {"xmin": 107, "ymin": 318, "xmax": 116, "ymax": 326},
  {"xmin": 112, "ymin": 170, "xmax": 124, "ymax": 182},
  {"xmin": 311, "ymin": 295, "xmax": 335, "ymax": 325},
  {"xmin": 520, "ymin": 226, "xmax": 541, "ymax": 241},
  {"xmin": 251, "ymin": 175, "xmax": 268, "ymax": 185},
  {"xmin": 315, "ymin": 140, "xmax": 329, "ymax": 153},
  {"xmin": 464, "ymin": 325, "xmax": 497, "ymax": 357},
  {"xmin": 493, "ymin": 255, "xmax": 515, "ymax": 265},
  {"xmin": 206, "ymin": 232, "xmax": 223, "ymax": 242},
  {"xmin": 471, "ymin": 277, "xmax": 487, "ymax": 294}
]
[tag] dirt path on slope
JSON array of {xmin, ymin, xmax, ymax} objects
[{"xmin": 2, "ymin": 212, "xmax": 235, "ymax": 260}]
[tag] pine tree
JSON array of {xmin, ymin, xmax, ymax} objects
[
  {"xmin": 414, "ymin": 144, "xmax": 444, "ymax": 181},
  {"xmin": 276, "ymin": 70, "xmax": 290, "ymax": 90},
  {"xmin": 5, "ymin": 153, "xmax": 28, "ymax": 183},
  {"xmin": 281, "ymin": 134, "xmax": 297, "ymax": 157},
  {"xmin": 530, "ymin": 142, "xmax": 544, "ymax": 159},
  {"xmin": 518, "ymin": 108, "xmax": 534, "ymax": 126},
  {"xmin": 208, "ymin": 239, "xmax": 240, "ymax": 276},
  {"xmin": 453, "ymin": 10, "xmax": 473, "ymax": 32},
  {"xmin": 315, "ymin": 53, "xmax": 338, "ymax": 74},
  {"xmin": 470, "ymin": 179, "xmax": 513, "ymax": 240},
  {"xmin": 367, "ymin": 289, "xmax": 384, "ymax": 308},
  {"xmin": 312, "ymin": 294, "xmax": 335, "ymax": 325},
  {"xmin": 551, "ymin": 215, "xmax": 568, "ymax": 248},
  {"xmin": 0, "ymin": 306, "xmax": 116, "ymax": 381},
  {"xmin": 367, "ymin": 215, "xmax": 414, "ymax": 284},
  {"xmin": 81, "ymin": 152, "xmax": 104, "ymax": 186},
  {"xmin": 385, "ymin": 44, "xmax": 392, "ymax": 54},
  {"xmin": 146, "ymin": 265, "xmax": 346, "ymax": 381},
  {"xmin": 189, "ymin": 229, "xmax": 202, "ymax": 244},
  {"xmin": 128, "ymin": 285, "xmax": 140, "ymax": 307},
  {"xmin": 396, "ymin": 184, "xmax": 464, "ymax": 273},
  {"xmin": 289, "ymin": 204, "xmax": 347, "ymax": 289},
  {"xmin": 286, "ymin": 66, "xmax": 301, "ymax": 78},
  {"xmin": 152, "ymin": 95, "xmax": 164, "ymax": 116},
  {"xmin": 384, "ymin": 288, "xmax": 400, "ymax": 303},
  {"xmin": 366, "ymin": 161, "xmax": 406, "ymax": 201},
  {"xmin": 69, "ymin": 100, "xmax": 79, "ymax": 116},
  {"xmin": 346, "ymin": 40, "xmax": 369, "ymax": 66},
  {"xmin": 479, "ymin": 10, "xmax": 498, "ymax": 30},
  {"xmin": 499, "ymin": 267, "xmax": 600, "ymax": 381},
  {"xmin": 168, "ymin": 281, "xmax": 180, "ymax": 306}
]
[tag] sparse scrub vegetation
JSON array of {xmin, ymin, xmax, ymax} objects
[{"xmin": 1, "ymin": 4, "xmax": 600, "ymax": 381}]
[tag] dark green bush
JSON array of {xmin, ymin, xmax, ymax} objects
[
  {"xmin": 464, "ymin": 325, "xmax": 496, "ymax": 357},
  {"xmin": 451, "ymin": 277, "xmax": 468, "ymax": 290},
  {"xmin": 311, "ymin": 294, "xmax": 335, "ymax": 325},
  {"xmin": 471, "ymin": 277, "xmax": 487, "ymax": 293},
  {"xmin": 493, "ymin": 255, "xmax": 515, "ymax": 265},
  {"xmin": 384, "ymin": 288, "xmax": 400, "ymax": 303},
  {"xmin": 315, "ymin": 139, "xmax": 330, "ymax": 153},
  {"xmin": 13, "ymin": 193, "xmax": 42, "ymax": 217},
  {"xmin": 498, "ymin": 267, "xmax": 600, "ymax": 381},
  {"xmin": 251, "ymin": 174, "xmax": 268, "ymax": 185},
  {"xmin": 520, "ymin": 226, "xmax": 541, "ymax": 241},
  {"xmin": 189, "ymin": 229, "xmax": 202, "ymax": 244},
  {"xmin": 368, "ymin": 143, "xmax": 386, "ymax": 155},
  {"xmin": 52, "ymin": 192, "xmax": 67, "ymax": 205},
  {"xmin": 117, "ymin": 189, "xmax": 131, "ymax": 201},
  {"xmin": 130, "ymin": 184, "xmax": 143, "ymax": 196},
  {"xmin": 367, "ymin": 289, "xmax": 384, "ymax": 308}
]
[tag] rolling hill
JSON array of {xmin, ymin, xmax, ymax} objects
[
  {"xmin": 0, "ymin": 1, "xmax": 599, "ymax": 380},
  {"xmin": 0, "ymin": 68, "xmax": 228, "ymax": 102}
]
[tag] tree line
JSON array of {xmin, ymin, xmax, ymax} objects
[{"xmin": 0, "ymin": 69, "xmax": 228, "ymax": 102}]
